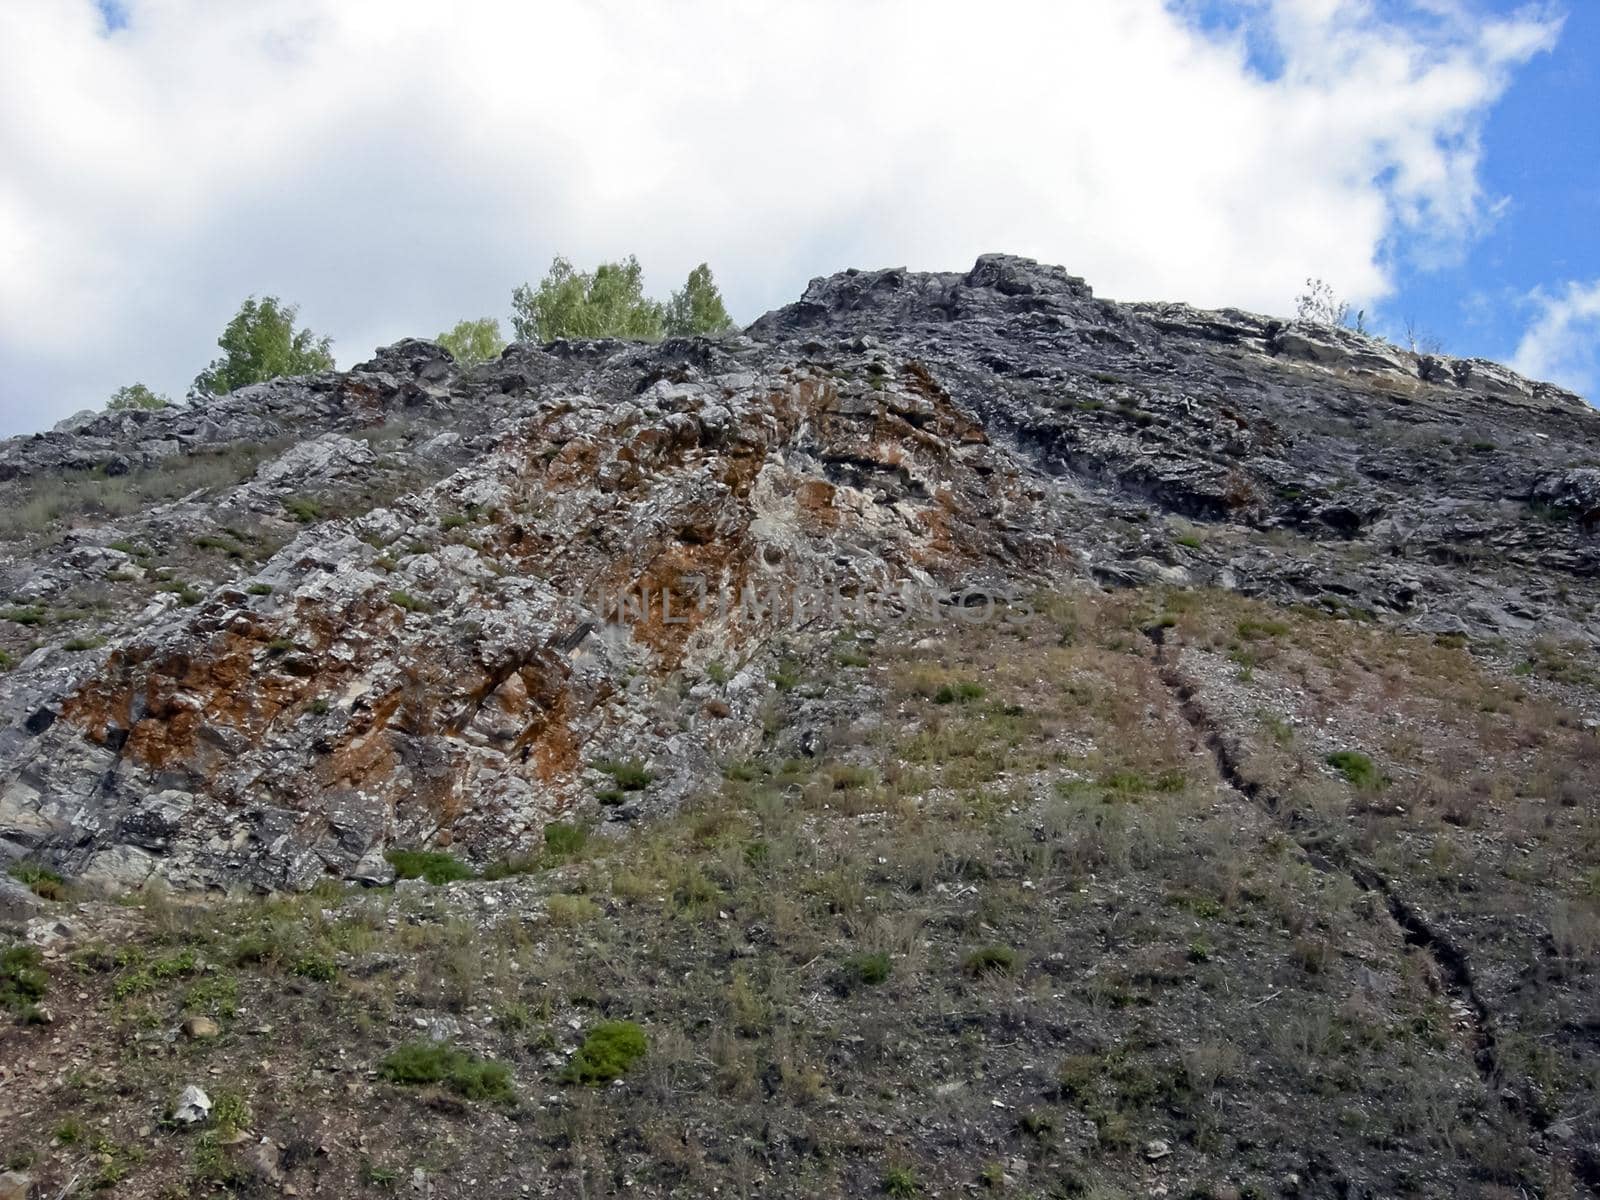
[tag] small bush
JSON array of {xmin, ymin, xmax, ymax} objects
[
  {"xmin": 290, "ymin": 953, "xmax": 338, "ymax": 982},
  {"xmin": 62, "ymin": 636, "xmax": 104, "ymax": 652},
  {"xmin": 385, "ymin": 849, "xmax": 475, "ymax": 885},
  {"xmin": 838, "ymin": 951, "xmax": 892, "ymax": 993},
  {"xmin": 390, "ymin": 590, "xmax": 434, "ymax": 614},
  {"xmin": 933, "ymin": 681, "xmax": 986, "ymax": 705},
  {"xmin": 246, "ymin": 583, "xmax": 273, "ymax": 596},
  {"xmin": 1019, "ymin": 1109, "xmax": 1055, "ymax": 1138},
  {"xmin": 882, "ymin": 1166, "xmax": 920, "ymax": 1197},
  {"xmin": 1326, "ymin": 750, "xmax": 1381, "ymax": 790},
  {"xmin": 1099, "ymin": 767, "xmax": 1186, "ymax": 798},
  {"xmin": 547, "ymin": 895, "xmax": 599, "ymax": 926},
  {"xmin": 562, "ymin": 1020, "xmax": 648, "ymax": 1085},
  {"xmin": 211, "ymin": 1091, "xmax": 252, "ymax": 1136},
  {"xmin": 1, "ymin": 945, "xmax": 49, "ymax": 1019},
  {"xmin": 594, "ymin": 758, "xmax": 652, "ymax": 791},
  {"xmin": 542, "ymin": 822, "xmax": 588, "ymax": 860},
  {"xmin": 962, "ymin": 945, "xmax": 1019, "ymax": 978},
  {"xmin": 9, "ymin": 863, "xmax": 67, "ymax": 901},
  {"xmin": 379, "ymin": 1041, "xmax": 516, "ymax": 1104},
  {"xmin": 282, "ymin": 495, "xmax": 322, "ymax": 523},
  {"xmin": 157, "ymin": 580, "xmax": 204, "ymax": 605},
  {"xmin": 193, "ymin": 533, "xmax": 247, "ymax": 558}
]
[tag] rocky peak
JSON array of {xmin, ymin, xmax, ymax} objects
[{"xmin": 0, "ymin": 255, "xmax": 1595, "ymax": 895}]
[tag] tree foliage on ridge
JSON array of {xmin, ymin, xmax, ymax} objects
[
  {"xmin": 191, "ymin": 296, "xmax": 335, "ymax": 400},
  {"xmin": 510, "ymin": 257, "xmax": 735, "ymax": 342}
]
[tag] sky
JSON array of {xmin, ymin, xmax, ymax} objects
[{"xmin": 0, "ymin": 0, "xmax": 1595, "ymax": 436}]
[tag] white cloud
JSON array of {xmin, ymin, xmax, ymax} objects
[
  {"xmin": 1512, "ymin": 280, "xmax": 1600, "ymax": 398},
  {"xmin": 0, "ymin": 0, "xmax": 1562, "ymax": 432}
]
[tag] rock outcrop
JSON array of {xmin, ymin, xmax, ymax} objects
[{"xmin": 1, "ymin": 254, "xmax": 1594, "ymax": 891}]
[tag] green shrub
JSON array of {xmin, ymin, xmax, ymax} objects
[
  {"xmin": 211, "ymin": 1090, "xmax": 252, "ymax": 1136},
  {"xmin": 562, "ymin": 1020, "xmax": 648, "ymax": 1084},
  {"xmin": 542, "ymin": 822, "xmax": 588, "ymax": 860},
  {"xmin": 1099, "ymin": 767, "xmax": 1186, "ymax": 798},
  {"xmin": 547, "ymin": 895, "xmax": 599, "ymax": 926},
  {"xmin": 962, "ymin": 945, "xmax": 1018, "ymax": 978},
  {"xmin": 379, "ymin": 1041, "xmax": 515, "ymax": 1104},
  {"xmin": 839, "ymin": 951, "xmax": 892, "ymax": 993},
  {"xmin": 1, "ymin": 945, "xmax": 48, "ymax": 1018},
  {"xmin": 157, "ymin": 580, "xmax": 204, "ymax": 605},
  {"xmin": 389, "ymin": 590, "xmax": 434, "ymax": 614},
  {"xmin": 882, "ymin": 1166, "xmax": 920, "ymax": 1197},
  {"xmin": 193, "ymin": 533, "xmax": 247, "ymax": 557},
  {"xmin": 385, "ymin": 849, "xmax": 475, "ymax": 885},
  {"xmin": 283, "ymin": 495, "xmax": 322, "ymax": 523},
  {"xmin": 1326, "ymin": 750, "xmax": 1381, "ymax": 790},
  {"xmin": 933, "ymin": 681, "xmax": 986, "ymax": 705},
  {"xmin": 594, "ymin": 758, "xmax": 652, "ymax": 791},
  {"xmin": 246, "ymin": 583, "xmax": 273, "ymax": 596},
  {"xmin": 9, "ymin": 862, "xmax": 66, "ymax": 901},
  {"xmin": 1019, "ymin": 1109, "xmax": 1054, "ymax": 1138},
  {"xmin": 62, "ymin": 636, "xmax": 104, "ymax": 652},
  {"xmin": 290, "ymin": 953, "xmax": 338, "ymax": 982}
]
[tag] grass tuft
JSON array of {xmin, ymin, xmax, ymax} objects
[
  {"xmin": 379, "ymin": 1041, "xmax": 516, "ymax": 1104},
  {"xmin": 385, "ymin": 849, "xmax": 475, "ymax": 886},
  {"xmin": 562, "ymin": 1020, "xmax": 648, "ymax": 1085},
  {"xmin": 1325, "ymin": 750, "xmax": 1381, "ymax": 790}
]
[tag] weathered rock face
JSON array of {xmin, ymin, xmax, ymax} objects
[{"xmin": 1, "ymin": 254, "xmax": 1595, "ymax": 890}]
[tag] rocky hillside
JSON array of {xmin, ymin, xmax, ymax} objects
[{"xmin": 1, "ymin": 256, "xmax": 1597, "ymax": 1198}]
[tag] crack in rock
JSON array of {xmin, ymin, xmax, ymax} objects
[{"xmin": 1138, "ymin": 623, "xmax": 1527, "ymax": 1129}]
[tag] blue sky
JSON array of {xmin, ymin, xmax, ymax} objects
[
  {"xmin": 1385, "ymin": 2, "xmax": 1599, "ymax": 363},
  {"xmin": 0, "ymin": 0, "xmax": 1595, "ymax": 435},
  {"xmin": 1182, "ymin": 0, "xmax": 1599, "ymax": 371}
]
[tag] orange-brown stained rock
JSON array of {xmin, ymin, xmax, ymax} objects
[
  {"xmin": 520, "ymin": 689, "xmax": 580, "ymax": 782},
  {"xmin": 796, "ymin": 480, "xmax": 839, "ymax": 529},
  {"xmin": 65, "ymin": 627, "xmax": 307, "ymax": 771}
]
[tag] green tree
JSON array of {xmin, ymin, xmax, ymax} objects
[
  {"xmin": 105, "ymin": 383, "xmax": 171, "ymax": 411},
  {"xmin": 191, "ymin": 296, "xmax": 335, "ymax": 399},
  {"xmin": 665, "ymin": 263, "xmax": 735, "ymax": 336},
  {"xmin": 436, "ymin": 317, "xmax": 506, "ymax": 367},
  {"xmin": 510, "ymin": 256, "xmax": 665, "ymax": 342}
]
